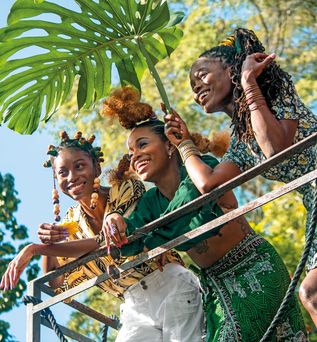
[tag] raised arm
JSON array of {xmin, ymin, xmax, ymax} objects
[
  {"xmin": 164, "ymin": 109, "xmax": 241, "ymax": 194},
  {"xmin": 241, "ymin": 53, "xmax": 298, "ymax": 157}
]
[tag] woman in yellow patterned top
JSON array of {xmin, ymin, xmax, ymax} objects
[{"xmin": 0, "ymin": 131, "xmax": 203, "ymax": 342}]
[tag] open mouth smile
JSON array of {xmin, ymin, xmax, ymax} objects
[
  {"xmin": 135, "ymin": 159, "xmax": 150, "ymax": 173},
  {"xmin": 68, "ymin": 182, "xmax": 86, "ymax": 193},
  {"xmin": 198, "ymin": 90, "xmax": 210, "ymax": 105}
]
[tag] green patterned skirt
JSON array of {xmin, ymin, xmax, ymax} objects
[{"xmin": 199, "ymin": 233, "xmax": 307, "ymax": 341}]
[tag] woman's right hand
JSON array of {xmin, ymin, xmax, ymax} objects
[
  {"xmin": 38, "ymin": 223, "xmax": 69, "ymax": 244},
  {"xmin": 103, "ymin": 213, "xmax": 128, "ymax": 252},
  {"xmin": 162, "ymin": 105, "xmax": 191, "ymax": 146},
  {"xmin": 0, "ymin": 244, "xmax": 35, "ymax": 291},
  {"xmin": 241, "ymin": 52, "xmax": 276, "ymax": 86}
]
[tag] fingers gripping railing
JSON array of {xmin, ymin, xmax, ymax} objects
[{"xmin": 25, "ymin": 132, "xmax": 317, "ymax": 341}]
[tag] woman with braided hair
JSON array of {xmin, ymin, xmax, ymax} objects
[
  {"xmin": 0, "ymin": 131, "xmax": 203, "ymax": 342},
  {"xmin": 164, "ymin": 27, "xmax": 317, "ymax": 326},
  {"xmin": 101, "ymin": 86, "xmax": 307, "ymax": 341}
]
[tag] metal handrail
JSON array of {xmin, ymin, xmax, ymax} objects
[{"xmin": 33, "ymin": 132, "xmax": 317, "ymax": 287}]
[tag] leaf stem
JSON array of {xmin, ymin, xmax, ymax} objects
[{"xmin": 136, "ymin": 37, "xmax": 171, "ymax": 112}]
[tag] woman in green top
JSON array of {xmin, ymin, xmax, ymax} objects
[{"xmin": 101, "ymin": 86, "xmax": 307, "ymax": 341}]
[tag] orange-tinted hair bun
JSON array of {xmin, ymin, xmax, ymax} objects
[{"xmin": 101, "ymin": 86, "xmax": 154, "ymax": 129}]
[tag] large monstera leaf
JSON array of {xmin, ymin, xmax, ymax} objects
[{"xmin": 0, "ymin": 0, "xmax": 183, "ymax": 134}]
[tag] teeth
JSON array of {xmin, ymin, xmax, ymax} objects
[
  {"xmin": 68, "ymin": 183, "xmax": 83, "ymax": 190},
  {"xmin": 137, "ymin": 160, "xmax": 150, "ymax": 170},
  {"xmin": 199, "ymin": 90, "xmax": 209, "ymax": 103}
]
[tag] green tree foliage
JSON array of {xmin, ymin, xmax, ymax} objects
[
  {"xmin": 0, "ymin": 173, "xmax": 40, "ymax": 342},
  {"xmin": 67, "ymin": 288, "xmax": 121, "ymax": 341}
]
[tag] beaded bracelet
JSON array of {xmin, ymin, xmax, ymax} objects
[{"xmin": 177, "ymin": 140, "xmax": 201, "ymax": 163}]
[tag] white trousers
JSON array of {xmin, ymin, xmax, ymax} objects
[{"xmin": 115, "ymin": 263, "xmax": 203, "ymax": 342}]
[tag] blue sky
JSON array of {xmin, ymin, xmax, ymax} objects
[{"xmin": 0, "ymin": 1, "xmax": 83, "ymax": 341}]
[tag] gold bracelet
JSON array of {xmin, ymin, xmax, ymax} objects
[
  {"xmin": 177, "ymin": 140, "xmax": 200, "ymax": 163},
  {"xmin": 249, "ymin": 100, "xmax": 267, "ymax": 111}
]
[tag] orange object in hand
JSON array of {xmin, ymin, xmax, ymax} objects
[{"xmin": 57, "ymin": 221, "xmax": 79, "ymax": 235}]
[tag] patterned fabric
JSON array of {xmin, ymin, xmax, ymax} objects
[
  {"xmin": 55, "ymin": 179, "xmax": 184, "ymax": 299},
  {"xmin": 200, "ymin": 233, "xmax": 307, "ymax": 341},
  {"xmin": 222, "ymin": 90, "xmax": 317, "ymax": 269}
]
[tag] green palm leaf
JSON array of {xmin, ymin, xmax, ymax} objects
[{"xmin": 0, "ymin": 0, "xmax": 184, "ymax": 134}]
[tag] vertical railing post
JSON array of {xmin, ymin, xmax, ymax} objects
[{"xmin": 26, "ymin": 280, "xmax": 41, "ymax": 342}]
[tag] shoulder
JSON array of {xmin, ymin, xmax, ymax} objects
[
  {"xmin": 140, "ymin": 186, "xmax": 158, "ymax": 200},
  {"xmin": 221, "ymin": 136, "xmax": 255, "ymax": 171},
  {"xmin": 201, "ymin": 154, "xmax": 219, "ymax": 168},
  {"xmin": 109, "ymin": 179, "xmax": 145, "ymax": 202}
]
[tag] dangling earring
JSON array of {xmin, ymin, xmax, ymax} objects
[
  {"xmin": 90, "ymin": 177, "xmax": 100, "ymax": 209},
  {"xmin": 52, "ymin": 175, "xmax": 61, "ymax": 222},
  {"xmin": 168, "ymin": 150, "xmax": 172, "ymax": 159}
]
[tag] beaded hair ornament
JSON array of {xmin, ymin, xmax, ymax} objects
[{"xmin": 43, "ymin": 131, "xmax": 104, "ymax": 221}]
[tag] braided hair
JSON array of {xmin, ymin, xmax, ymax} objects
[
  {"xmin": 101, "ymin": 86, "xmax": 230, "ymax": 176},
  {"xmin": 43, "ymin": 131, "xmax": 104, "ymax": 169},
  {"xmin": 199, "ymin": 28, "xmax": 296, "ymax": 143}
]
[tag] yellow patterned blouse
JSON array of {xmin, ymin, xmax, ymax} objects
[{"xmin": 55, "ymin": 179, "xmax": 184, "ymax": 298}]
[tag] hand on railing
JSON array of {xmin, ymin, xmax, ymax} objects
[
  {"xmin": 103, "ymin": 213, "xmax": 128, "ymax": 253},
  {"xmin": 144, "ymin": 246, "xmax": 168, "ymax": 272},
  {"xmin": 0, "ymin": 244, "xmax": 35, "ymax": 291}
]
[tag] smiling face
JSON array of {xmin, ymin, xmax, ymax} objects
[
  {"xmin": 128, "ymin": 126, "xmax": 171, "ymax": 183},
  {"xmin": 190, "ymin": 57, "xmax": 233, "ymax": 114},
  {"xmin": 54, "ymin": 148, "xmax": 97, "ymax": 201}
]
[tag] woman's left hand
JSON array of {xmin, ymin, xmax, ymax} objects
[
  {"xmin": 0, "ymin": 244, "xmax": 35, "ymax": 291},
  {"xmin": 241, "ymin": 52, "xmax": 276, "ymax": 85}
]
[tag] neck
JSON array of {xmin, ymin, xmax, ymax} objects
[
  {"xmin": 222, "ymin": 89, "xmax": 234, "ymax": 117},
  {"xmin": 155, "ymin": 160, "xmax": 181, "ymax": 200},
  {"xmin": 223, "ymin": 101, "xmax": 234, "ymax": 118}
]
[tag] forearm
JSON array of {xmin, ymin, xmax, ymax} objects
[
  {"xmin": 32, "ymin": 238, "xmax": 99, "ymax": 258},
  {"xmin": 42, "ymin": 256, "xmax": 65, "ymax": 288},
  {"xmin": 242, "ymin": 79, "xmax": 294, "ymax": 157},
  {"xmin": 184, "ymin": 155, "xmax": 218, "ymax": 193},
  {"xmin": 184, "ymin": 156, "xmax": 241, "ymax": 194}
]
